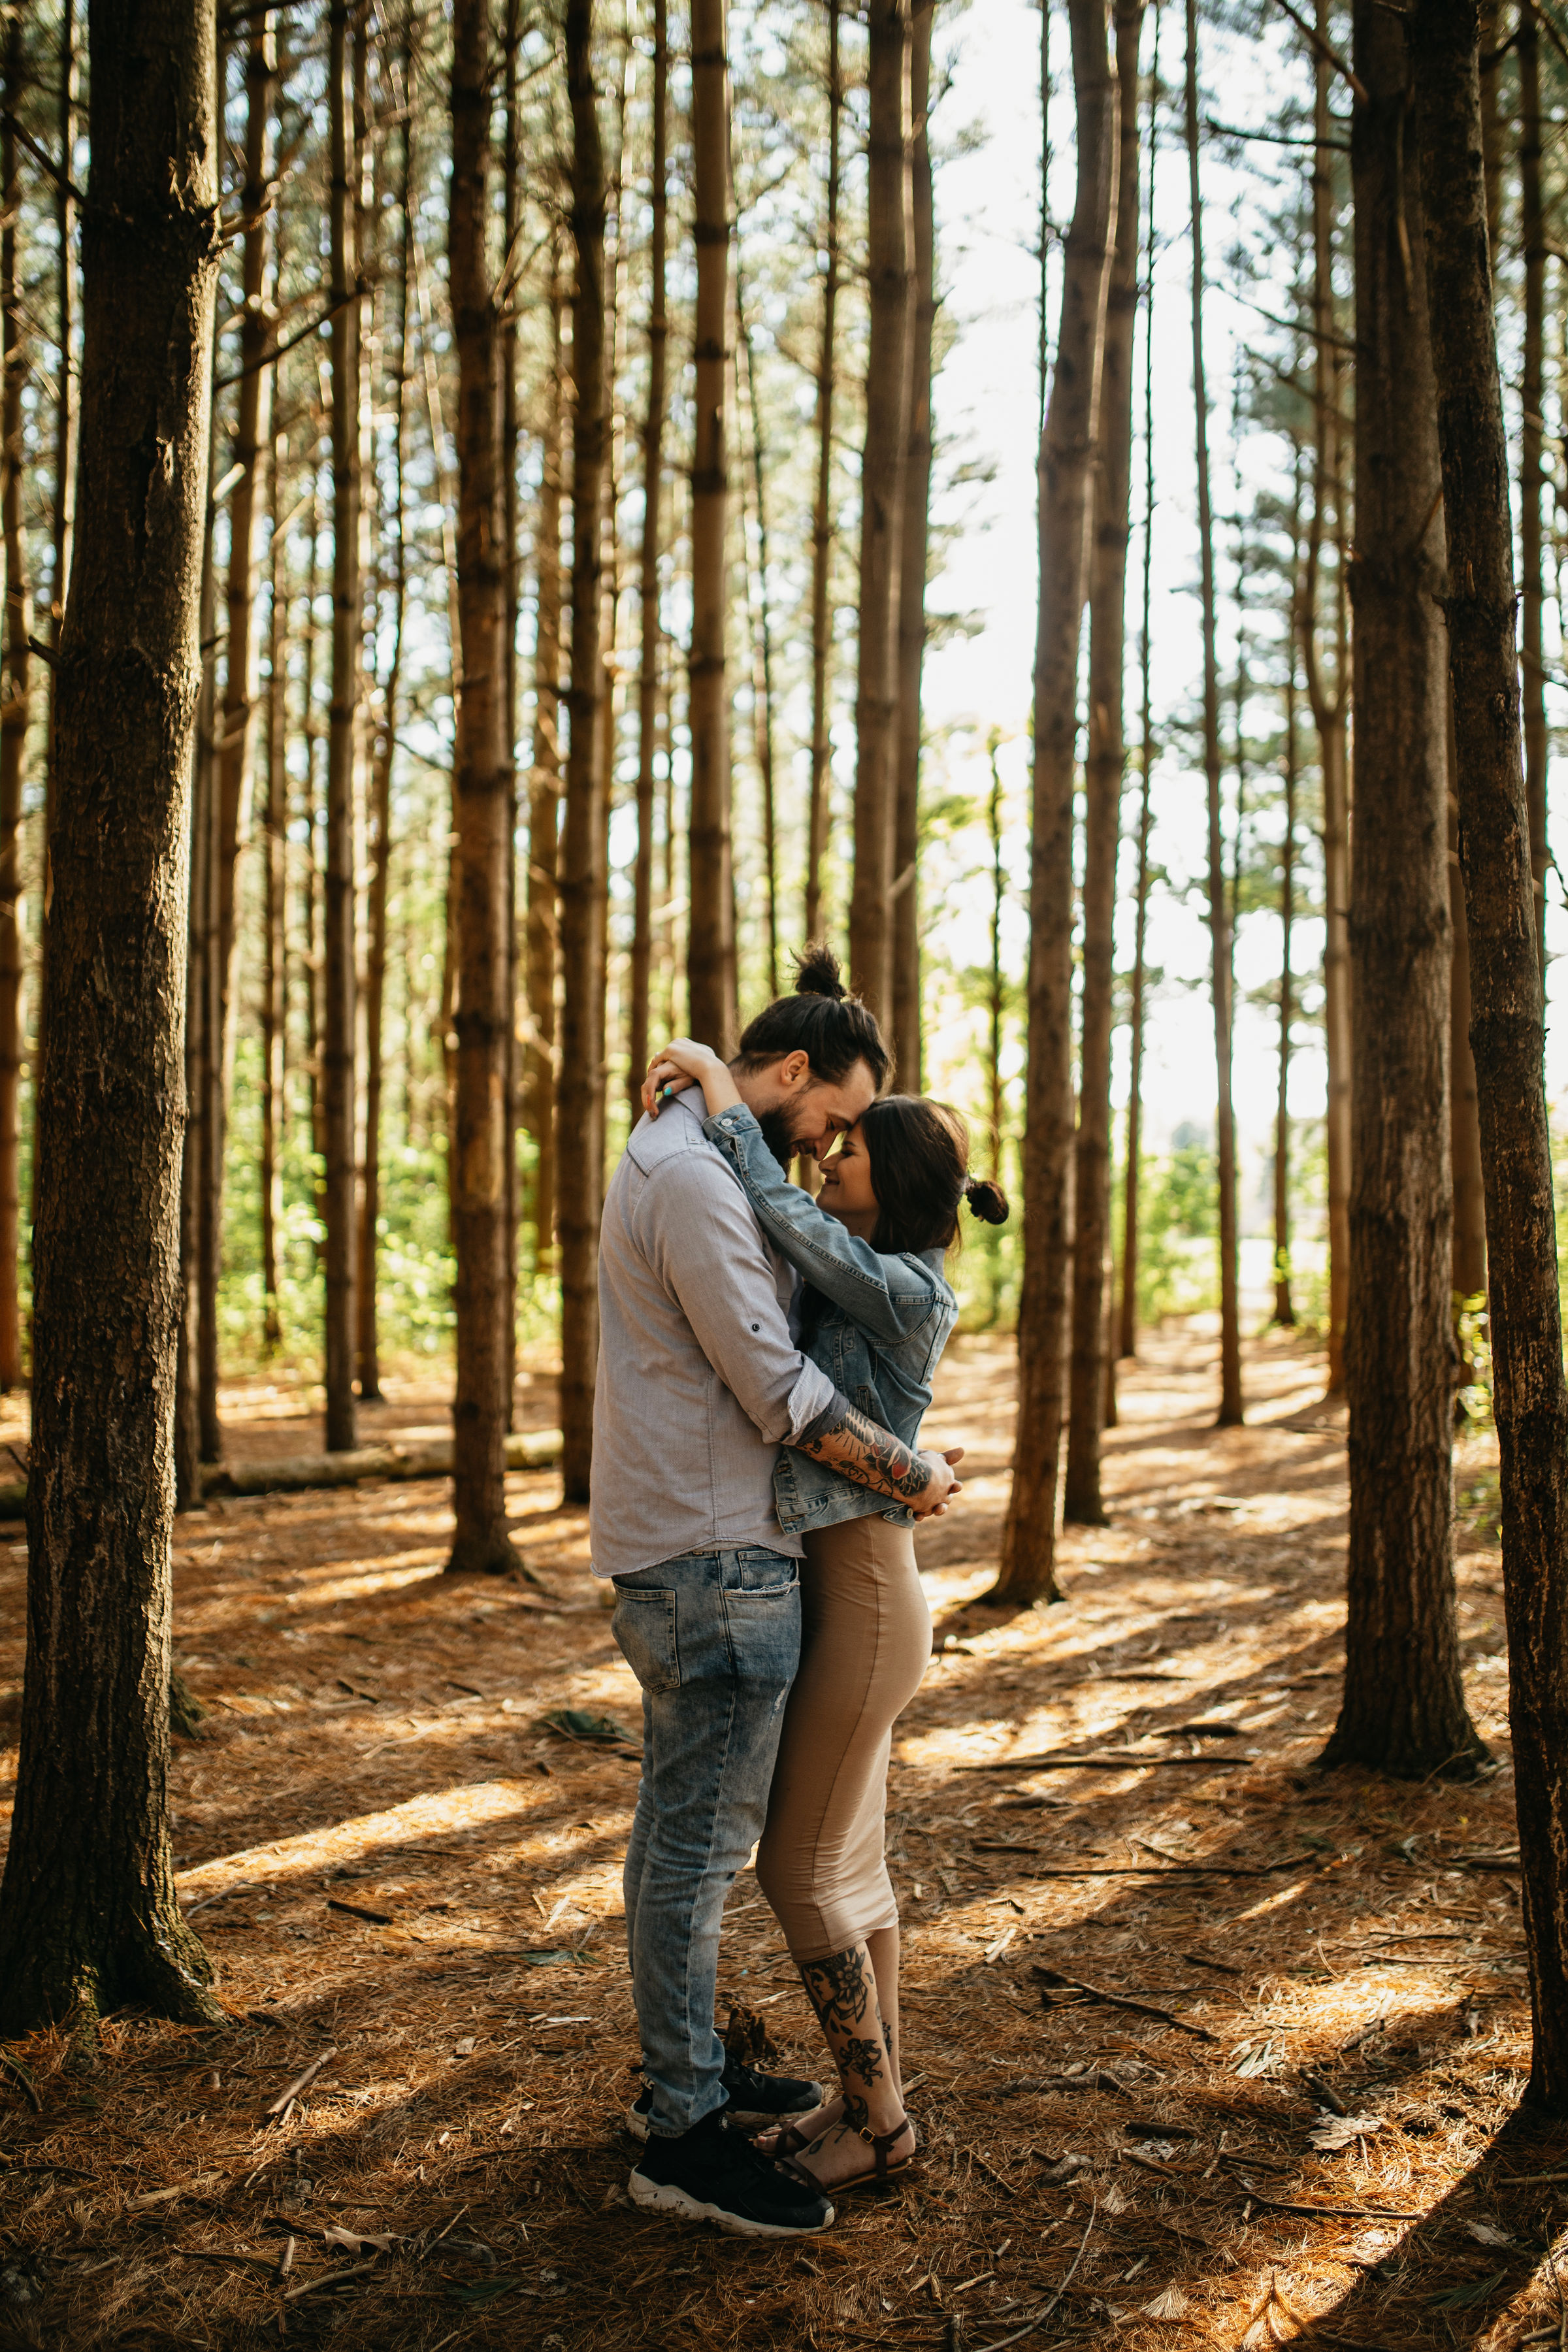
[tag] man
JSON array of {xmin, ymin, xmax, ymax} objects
[{"xmin": 591, "ymin": 960, "xmax": 960, "ymax": 2239}]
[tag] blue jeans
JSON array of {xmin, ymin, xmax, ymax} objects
[{"xmin": 612, "ymin": 1546, "xmax": 802, "ymax": 2137}]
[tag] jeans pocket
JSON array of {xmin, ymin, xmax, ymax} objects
[
  {"xmin": 613, "ymin": 1586, "xmax": 681, "ymax": 1693},
  {"xmin": 721, "ymin": 1575, "xmax": 802, "ymax": 1688}
]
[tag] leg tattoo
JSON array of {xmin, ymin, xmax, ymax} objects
[{"xmin": 799, "ymin": 1944, "xmax": 892, "ymax": 2132}]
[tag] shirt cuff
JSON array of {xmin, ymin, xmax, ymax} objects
[
  {"xmin": 791, "ymin": 1380, "xmax": 855, "ymax": 1445},
  {"xmin": 703, "ymin": 1104, "xmax": 757, "ymax": 1143}
]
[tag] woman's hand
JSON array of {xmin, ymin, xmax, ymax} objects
[{"xmin": 642, "ymin": 1038, "xmax": 741, "ymax": 1122}]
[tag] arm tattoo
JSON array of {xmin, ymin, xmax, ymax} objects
[{"xmin": 796, "ymin": 1401, "xmax": 931, "ymax": 1501}]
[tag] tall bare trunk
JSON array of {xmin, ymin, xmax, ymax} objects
[
  {"xmin": 805, "ymin": 0, "xmax": 841, "ymax": 946},
  {"xmin": 259, "ymin": 415, "xmax": 287, "ymax": 1356},
  {"xmin": 1119, "ymin": 0, "xmax": 1159, "ymax": 1365},
  {"xmin": 1303, "ymin": 8, "xmax": 1350, "ymax": 1396},
  {"xmin": 359, "ymin": 99, "xmax": 411, "ymax": 1405},
  {"xmin": 736, "ymin": 258, "xmax": 781, "ymax": 1002},
  {"xmin": 891, "ymin": 0, "xmax": 934, "ymax": 1085},
  {"xmin": 848, "ymin": 0, "xmax": 915, "ymax": 1026},
  {"xmin": 1275, "ymin": 459, "xmax": 1301, "ymax": 1330},
  {"xmin": 0, "ymin": 0, "xmax": 223, "ymax": 2039},
  {"xmin": 0, "ymin": 33, "xmax": 29, "ymax": 1394},
  {"xmin": 1066, "ymin": 0, "xmax": 1143, "ymax": 1526},
  {"xmin": 1185, "ymin": 0, "xmax": 1241, "ymax": 1428},
  {"xmin": 992, "ymin": 0, "xmax": 1117, "ymax": 1604},
  {"xmin": 1321, "ymin": 0, "xmax": 1478, "ymax": 1782},
  {"xmin": 526, "ymin": 249, "xmax": 564, "ymax": 1271},
  {"xmin": 1415, "ymin": 0, "xmax": 1568, "ymax": 2105},
  {"xmin": 323, "ymin": 3, "xmax": 360, "ymax": 1452},
  {"xmin": 1520, "ymin": 1, "xmax": 1547, "ymax": 1003},
  {"xmin": 448, "ymin": 0, "xmax": 521, "ymax": 1575},
  {"xmin": 629, "ymin": 0, "xmax": 668, "ymax": 1122},
  {"xmin": 502, "ymin": 0, "xmax": 522, "ymax": 1425},
  {"xmin": 209, "ymin": 14, "xmax": 275, "ymax": 1419},
  {"xmin": 560, "ymin": 0, "xmax": 607, "ymax": 1501},
  {"xmin": 687, "ymin": 0, "xmax": 735, "ymax": 1050},
  {"xmin": 1450, "ymin": 770, "xmax": 1486, "ymax": 1303},
  {"xmin": 985, "ymin": 733, "xmax": 1007, "ymax": 1328},
  {"xmin": 39, "ymin": 0, "xmax": 77, "ymax": 1085}
]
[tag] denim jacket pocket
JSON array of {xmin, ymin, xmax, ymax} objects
[{"xmin": 612, "ymin": 1586, "xmax": 681, "ymax": 1693}]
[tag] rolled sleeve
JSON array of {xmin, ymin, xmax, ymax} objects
[{"xmin": 640, "ymin": 1154, "xmax": 830, "ymax": 1442}]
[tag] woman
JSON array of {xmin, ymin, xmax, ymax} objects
[{"xmin": 644, "ymin": 951, "xmax": 1008, "ymax": 2196}]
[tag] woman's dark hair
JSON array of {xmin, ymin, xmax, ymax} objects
[
  {"xmin": 858, "ymin": 1097, "xmax": 1011, "ymax": 1256},
  {"xmin": 734, "ymin": 943, "xmax": 891, "ymax": 1090}
]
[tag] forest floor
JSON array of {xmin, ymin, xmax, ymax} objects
[{"xmin": 0, "ymin": 1322, "xmax": 1560, "ymax": 2352}]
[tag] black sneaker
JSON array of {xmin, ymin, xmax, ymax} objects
[
  {"xmin": 628, "ymin": 2108, "xmax": 833, "ymax": 2238},
  {"xmin": 626, "ymin": 2056, "xmax": 823, "ymax": 2143}
]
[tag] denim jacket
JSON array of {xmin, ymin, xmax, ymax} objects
[{"xmin": 702, "ymin": 1103, "xmax": 958, "ymax": 1535}]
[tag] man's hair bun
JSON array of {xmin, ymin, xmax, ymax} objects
[
  {"xmin": 793, "ymin": 943, "xmax": 847, "ymax": 1002},
  {"xmin": 964, "ymin": 1176, "xmax": 1011, "ymax": 1227}
]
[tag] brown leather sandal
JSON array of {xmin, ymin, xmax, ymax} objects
[{"xmin": 801, "ymin": 2115, "xmax": 918, "ymax": 2193}]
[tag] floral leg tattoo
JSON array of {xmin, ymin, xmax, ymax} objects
[{"xmin": 799, "ymin": 1943, "xmax": 892, "ymax": 2135}]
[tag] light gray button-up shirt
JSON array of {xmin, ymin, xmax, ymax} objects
[{"xmin": 589, "ymin": 1094, "xmax": 839, "ymax": 1580}]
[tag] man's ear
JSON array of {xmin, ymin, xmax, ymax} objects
[{"xmin": 778, "ymin": 1049, "xmax": 811, "ymax": 1090}]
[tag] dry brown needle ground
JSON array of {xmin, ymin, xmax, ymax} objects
[{"xmin": 1, "ymin": 1325, "xmax": 1563, "ymax": 2351}]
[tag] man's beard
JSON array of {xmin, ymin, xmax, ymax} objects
[{"xmin": 757, "ymin": 1105, "xmax": 804, "ymax": 1173}]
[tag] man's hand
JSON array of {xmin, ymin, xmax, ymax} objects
[{"xmin": 909, "ymin": 1446, "xmax": 965, "ymax": 1518}]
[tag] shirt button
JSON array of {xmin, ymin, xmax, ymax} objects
[{"xmin": 751, "ymin": 1323, "xmax": 759, "ymax": 1331}]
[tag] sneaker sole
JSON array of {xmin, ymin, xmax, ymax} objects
[{"xmin": 627, "ymin": 2169, "xmax": 834, "ymax": 2238}]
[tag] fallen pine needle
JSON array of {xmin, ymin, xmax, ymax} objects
[{"xmin": 974, "ymin": 2198, "xmax": 1096, "ymax": 2351}]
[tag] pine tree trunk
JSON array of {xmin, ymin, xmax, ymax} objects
[
  {"xmin": 39, "ymin": 0, "xmax": 77, "ymax": 1085},
  {"xmin": 1275, "ymin": 466, "xmax": 1299, "ymax": 1329},
  {"xmin": 502, "ymin": 0, "xmax": 522, "ymax": 1426},
  {"xmin": 805, "ymin": 0, "xmax": 841, "ymax": 947},
  {"xmin": 323, "ymin": 5, "xmax": 360, "ymax": 1452},
  {"xmin": 259, "ymin": 414, "xmax": 287, "ymax": 1356},
  {"xmin": 1319, "ymin": 0, "xmax": 1481, "ymax": 1783},
  {"xmin": 180, "ymin": 331, "xmax": 223, "ymax": 1499},
  {"xmin": 0, "ymin": 33, "xmax": 29, "ymax": 1395},
  {"xmin": 687, "ymin": 0, "xmax": 735, "ymax": 1048},
  {"xmin": 1450, "ymin": 772, "xmax": 1487, "ymax": 1303},
  {"xmin": 0, "ymin": 0, "xmax": 223, "ymax": 2037},
  {"xmin": 1415, "ymin": 0, "xmax": 1568, "ymax": 2105},
  {"xmin": 629, "ymin": 0, "xmax": 668, "ymax": 1124},
  {"xmin": 1184, "ymin": 1, "xmax": 1241, "ymax": 1429},
  {"xmin": 1066, "ymin": 0, "xmax": 1142, "ymax": 1527},
  {"xmin": 560, "ymin": 0, "xmax": 608, "ymax": 1503},
  {"xmin": 992, "ymin": 0, "xmax": 1117, "ymax": 1604},
  {"xmin": 448, "ymin": 0, "xmax": 521, "ymax": 1575},
  {"xmin": 1120, "ymin": 0, "xmax": 1160, "ymax": 1366},
  {"xmin": 737, "ymin": 259, "xmax": 781, "ymax": 1002},
  {"xmin": 525, "ymin": 250, "xmax": 564, "ymax": 1273},
  {"xmin": 848, "ymin": 0, "xmax": 915, "ymax": 1026},
  {"xmin": 358, "ymin": 112, "xmax": 410, "ymax": 1406},
  {"xmin": 891, "ymin": 0, "xmax": 934, "ymax": 1086},
  {"xmin": 208, "ymin": 16, "xmax": 275, "ymax": 1420},
  {"xmin": 1303, "ymin": 9, "xmax": 1351, "ymax": 1397},
  {"xmin": 1519, "ymin": 1, "xmax": 1548, "ymax": 1004}
]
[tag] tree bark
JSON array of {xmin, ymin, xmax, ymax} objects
[
  {"xmin": 629, "ymin": 0, "xmax": 668, "ymax": 1129},
  {"xmin": 805, "ymin": 0, "xmax": 841, "ymax": 947},
  {"xmin": 848, "ymin": 0, "xmax": 915, "ymax": 1028},
  {"xmin": 0, "ymin": 27, "xmax": 29, "ymax": 1394},
  {"xmin": 525, "ymin": 246, "xmax": 564, "ymax": 1275},
  {"xmin": 1120, "ymin": 0, "xmax": 1160, "ymax": 1365},
  {"xmin": 259, "ymin": 412, "xmax": 287, "ymax": 1356},
  {"xmin": 1066, "ymin": 0, "xmax": 1142, "ymax": 1526},
  {"xmin": 992, "ymin": 0, "xmax": 1117, "ymax": 1604},
  {"xmin": 39, "ymin": 0, "xmax": 77, "ymax": 1088},
  {"xmin": 1275, "ymin": 459, "xmax": 1301, "ymax": 1330},
  {"xmin": 1184, "ymin": 0, "xmax": 1241, "ymax": 1429},
  {"xmin": 1416, "ymin": 0, "xmax": 1568, "ymax": 2104},
  {"xmin": 1302, "ymin": 5, "xmax": 1351, "ymax": 1396},
  {"xmin": 359, "ymin": 99, "xmax": 412, "ymax": 1406},
  {"xmin": 208, "ymin": 14, "xmax": 275, "ymax": 1420},
  {"xmin": 560, "ymin": 0, "xmax": 608, "ymax": 1503},
  {"xmin": 1450, "ymin": 771, "xmax": 1487, "ymax": 1303},
  {"xmin": 736, "ymin": 257, "xmax": 781, "ymax": 1004},
  {"xmin": 323, "ymin": 1, "xmax": 360, "ymax": 1452},
  {"xmin": 502, "ymin": 0, "xmax": 522, "ymax": 1427},
  {"xmin": 447, "ymin": 0, "xmax": 520, "ymax": 1575},
  {"xmin": 687, "ymin": 0, "xmax": 736, "ymax": 1051},
  {"xmin": 891, "ymin": 0, "xmax": 935, "ymax": 1087},
  {"xmin": 0, "ymin": 0, "xmax": 223, "ymax": 2036},
  {"xmin": 1519, "ymin": 0, "xmax": 1547, "ymax": 1004},
  {"xmin": 1319, "ymin": 0, "xmax": 1481, "ymax": 1783}
]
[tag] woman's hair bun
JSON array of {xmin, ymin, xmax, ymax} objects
[
  {"xmin": 964, "ymin": 1175, "xmax": 1010, "ymax": 1227},
  {"xmin": 793, "ymin": 941, "xmax": 847, "ymax": 1002}
]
